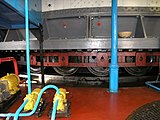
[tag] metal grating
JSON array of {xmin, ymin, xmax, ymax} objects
[{"xmin": 127, "ymin": 100, "xmax": 160, "ymax": 120}]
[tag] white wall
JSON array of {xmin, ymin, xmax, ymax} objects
[{"xmin": 42, "ymin": 0, "xmax": 160, "ymax": 11}]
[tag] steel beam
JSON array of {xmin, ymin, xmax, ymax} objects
[
  {"xmin": 0, "ymin": 38, "xmax": 159, "ymax": 50},
  {"xmin": 2, "ymin": 0, "xmax": 42, "ymax": 27},
  {"xmin": 28, "ymin": 52, "xmax": 160, "ymax": 67}
]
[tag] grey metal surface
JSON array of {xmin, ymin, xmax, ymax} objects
[
  {"xmin": 1, "ymin": 29, "xmax": 38, "ymax": 42},
  {"xmin": 43, "ymin": 7, "xmax": 160, "ymax": 41},
  {"xmin": 43, "ymin": 7, "xmax": 160, "ymax": 18},
  {"xmin": 0, "ymin": 41, "xmax": 39, "ymax": 50},
  {"xmin": 135, "ymin": 16, "xmax": 144, "ymax": 38},
  {"xmin": 144, "ymin": 16, "xmax": 160, "ymax": 38},
  {"xmin": 0, "ymin": 38, "xmax": 159, "ymax": 50},
  {"xmin": 0, "ymin": 7, "xmax": 160, "ymax": 50},
  {"xmin": 46, "ymin": 16, "xmax": 87, "ymax": 39},
  {"xmin": 42, "ymin": 0, "xmax": 160, "ymax": 11},
  {"xmin": 91, "ymin": 16, "xmax": 137, "ymax": 37},
  {"xmin": 43, "ymin": 38, "xmax": 160, "ymax": 49}
]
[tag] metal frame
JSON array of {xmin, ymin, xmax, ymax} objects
[
  {"xmin": 28, "ymin": 52, "xmax": 160, "ymax": 67},
  {"xmin": 43, "ymin": 7, "xmax": 160, "ymax": 18},
  {"xmin": 0, "ymin": 38, "xmax": 159, "ymax": 50},
  {"xmin": 42, "ymin": 0, "xmax": 160, "ymax": 11},
  {"xmin": 0, "ymin": 0, "xmax": 42, "ymax": 28}
]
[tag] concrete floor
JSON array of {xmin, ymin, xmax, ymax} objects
[{"xmin": 1, "ymin": 86, "xmax": 160, "ymax": 120}]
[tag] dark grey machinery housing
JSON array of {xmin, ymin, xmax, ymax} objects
[{"xmin": 0, "ymin": 7, "xmax": 160, "ymax": 50}]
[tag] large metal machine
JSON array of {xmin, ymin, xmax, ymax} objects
[
  {"xmin": 0, "ymin": 0, "xmax": 160, "ymax": 77},
  {"xmin": 0, "ymin": 57, "xmax": 20, "ymax": 112},
  {"xmin": 0, "ymin": 1, "xmax": 68, "ymax": 120}
]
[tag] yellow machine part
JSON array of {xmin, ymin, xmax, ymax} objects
[
  {"xmin": 24, "ymin": 88, "xmax": 41, "ymax": 111},
  {"xmin": 54, "ymin": 88, "xmax": 69, "ymax": 111},
  {"xmin": 0, "ymin": 73, "xmax": 20, "ymax": 94}
]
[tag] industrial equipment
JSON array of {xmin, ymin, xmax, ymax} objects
[
  {"xmin": 0, "ymin": 73, "xmax": 20, "ymax": 94},
  {"xmin": 49, "ymin": 88, "xmax": 71, "ymax": 118},
  {"xmin": 24, "ymin": 88, "xmax": 41, "ymax": 111},
  {"xmin": 23, "ymin": 88, "xmax": 46, "ymax": 117},
  {"xmin": 0, "ymin": 1, "xmax": 61, "ymax": 120},
  {"xmin": 0, "ymin": 0, "xmax": 159, "ymax": 119},
  {"xmin": 0, "ymin": 57, "xmax": 20, "ymax": 112},
  {"xmin": 0, "ymin": 6, "xmax": 159, "ymax": 77},
  {"xmin": 0, "ymin": 80, "xmax": 10, "ymax": 103},
  {"xmin": 0, "ymin": 74, "xmax": 21, "ymax": 112}
]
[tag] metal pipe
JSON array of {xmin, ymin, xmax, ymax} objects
[
  {"xmin": 109, "ymin": 0, "xmax": 119, "ymax": 93},
  {"xmin": 52, "ymin": 99, "xmax": 59, "ymax": 120},
  {"xmin": 0, "ymin": 85, "xmax": 60, "ymax": 119},
  {"xmin": 25, "ymin": 0, "xmax": 31, "ymax": 94},
  {"xmin": 145, "ymin": 82, "xmax": 160, "ymax": 91}
]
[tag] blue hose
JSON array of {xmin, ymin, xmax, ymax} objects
[
  {"xmin": 0, "ymin": 85, "xmax": 60, "ymax": 119},
  {"xmin": 51, "ymin": 99, "xmax": 58, "ymax": 120},
  {"xmin": 146, "ymin": 81, "xmax": 160, "ymax": 91},
  {"xmin": 25, "ymin": 0, "xmax": 31, "ymax": 94},
  {"xmin": 14, "ymin": 99, "xmax": 29, "ymax": 120}
]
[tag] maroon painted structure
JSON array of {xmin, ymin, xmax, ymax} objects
[{"xmin": 30, "ymin": 52, "xmax": 160, "ymax": 67}]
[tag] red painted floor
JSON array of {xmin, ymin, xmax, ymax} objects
[{"xmin": 2, "ymin": 86, "xmax": 160, "ymax": 120}]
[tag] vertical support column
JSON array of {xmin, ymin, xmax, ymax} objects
[
  {"xmin": 109, "ymin": 0, "xmax": 119, "ymax": 93},
  {"xmin": 25, "ymin": 0, "xmax": 31, "ymax": 94},
  {"xmin": 39, "ymin": 25, "xmax": 45, "ymax": 87}
]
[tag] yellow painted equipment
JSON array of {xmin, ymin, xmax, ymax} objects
[
  {"xmin": 24, "ymin": 88, "xmax": 41, "ymax": 111},
  {"xmin": 53, "ymin": 88, "xmax": 69, "ymax": 111},
  {"xmin": 0, "ymin": 73, "xmax": 20, "ymax": 94}
]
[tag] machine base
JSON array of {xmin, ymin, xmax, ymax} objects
[
  {"xmin": 0, "ymin": 90, "xmax": 21, "ymax": 112},
  {"xmin": 49, "ymin": 101, "xmax": 71, "ymax": 118}
]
